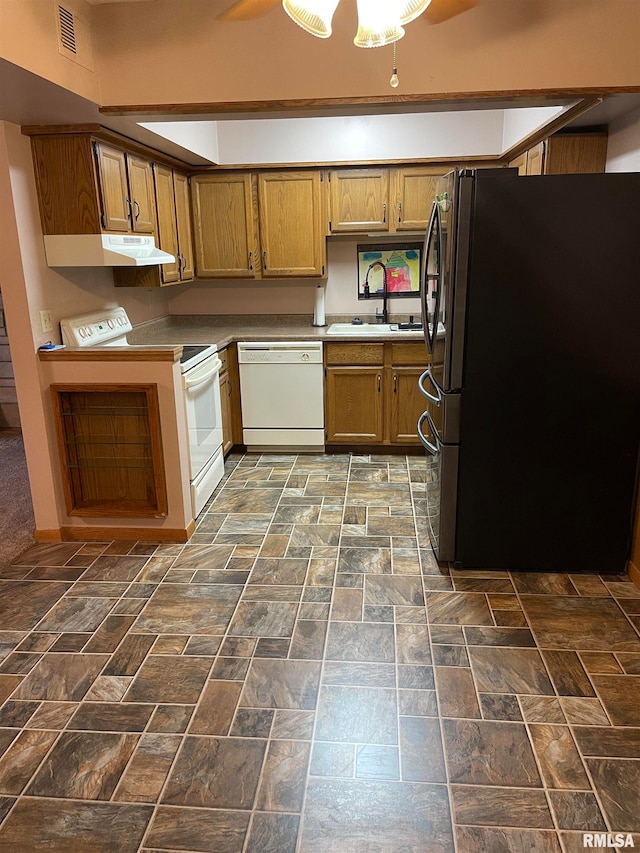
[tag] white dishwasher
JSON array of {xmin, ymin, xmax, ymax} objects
[{"xmin": 238, "ymin": 342, "xmax": 324, "ymax": 451}]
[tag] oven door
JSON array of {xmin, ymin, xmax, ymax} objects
[
  {"xmin": 182, "ymin": 354, "xmax": 223, "ymax": 480},
  {"xmin": 417, "ymin": 408, "xmax": 458, "ymax": 562}
]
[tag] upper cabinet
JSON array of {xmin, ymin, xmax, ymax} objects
[
  {"xmin": 91, "ymin": 143, "xmax": 156, "ymax": 234},
  {"xmin": 259, "ymin": 171, "xmax": 326, "ymax": 277},
  {"xmin": 328, "ymin": 166, "xmax": 445, "ymax": 234},
  {"xmin": 509, "ymin": 132, "xmax": 608, "ymax": 176},
  {"xmin": 191, "ymin": 169, "xmax": 326, "ymax": 279},
  {"xmin": 191, "ymin": 173, "xmax": 259, "ymax": 278}
]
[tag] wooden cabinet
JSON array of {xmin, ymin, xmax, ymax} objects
[
  {"xmin": 325, "ymin": 341, "xmax": 428, "ymax": 446},
  {"xmin": 329, "ymin": 169, "xmax": 389, "ymax": 233},
  {"xmin": 259, "ymin": 171, "xmax": 326, "ymax": 277},
  {"xmin": 173, "ymin": 172, "xmax": 195, "ymax": 280},
  {"xmin": 218, "ymin": 345, "xmax": 242, "ymax": 455},
  {"xmin": 50, "ymin": 384, "xmax": 167, "ymax": 517},
  {"xmin": 509, "ymin": 132, "xmax": 607, "ymax": 176},
  {"xmin": 328, "ymin": 166, "xmax": 444, "ymax": 234},
  {"xmin": 95, "ymin": 144, "xmax": 155, "ymax": 233},
  {"xmin": 153, "ymin": 164, "xmax": 180, "ymax": 284},
  {"xmin": 191, "ymin": 173, "xmax": 259, "ymax": 278},
  {"xmin": 192, "ymin": 170, "xmax": 326, "ymax": 279}
]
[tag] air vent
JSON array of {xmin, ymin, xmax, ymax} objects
[{"xmin": 58, "ymin": 6, "xmax": 77, "ymax": 54}]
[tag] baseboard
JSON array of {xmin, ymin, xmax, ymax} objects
[
  {"xmin": 34, "ymin": 529, "xmax": 63, "ymax": 542},
  {"xmin": 59, "ymin": 525, "xmax": 194, "ymax": 542},
  {"xmin": 628, "ymin": 559, "xmax": 640, "ymax": 590}
]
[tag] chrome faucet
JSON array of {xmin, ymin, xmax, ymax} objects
[{"xmin": 363, "ymin": 260, "xmax": 388, "ymax": 324}]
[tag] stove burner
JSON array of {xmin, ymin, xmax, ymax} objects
[{"xmin": 180, "ymin": 345, "xmax": 210, "ymax": 364}]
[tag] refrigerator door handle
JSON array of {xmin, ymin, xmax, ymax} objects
[
  {"xmin": 418, "ymin": 411, "xmax": 439, "ymax": 455},
  {"xmin": 418, "ymin": 368, "xmax": 442, "ymax": 405}
]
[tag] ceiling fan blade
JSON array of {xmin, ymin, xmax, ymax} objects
[
  {"xmin": 218, "ymin": 0, "xmax": 280, "ymax": 21},
  {"xmin": 425, "ymin": 0, "xmax": 478, "ymax": 24}
]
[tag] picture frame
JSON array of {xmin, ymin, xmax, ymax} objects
[{"xmin": 357, "ymin": 242, "xmax": 422, "ymax": 300}]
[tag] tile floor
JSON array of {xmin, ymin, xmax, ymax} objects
[{"xmin": 0, "ymin": 452, "xmax": 639, "ymax": 852}]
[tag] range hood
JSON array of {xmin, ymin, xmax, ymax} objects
[{"xmin": 43, "ymin": 234, "xmax": 176, "ymax": 267}]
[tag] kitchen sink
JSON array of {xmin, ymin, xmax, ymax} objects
[{"xmin": 326, "ymin": 323, "xmax": 422, "ymax": 335}]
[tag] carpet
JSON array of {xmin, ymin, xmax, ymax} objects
[{"xmin": 0, "ymin": 429, "xmax": 35, "ymax": 568}]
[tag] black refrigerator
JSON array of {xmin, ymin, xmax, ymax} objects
[{"xmin": 417, "ymin": 168, "xmax": 640, "ymax": 573}]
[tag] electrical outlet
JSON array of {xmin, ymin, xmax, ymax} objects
[{"xmin": 40, "ymin": 310, "xmax": 53, "ymax": 333}]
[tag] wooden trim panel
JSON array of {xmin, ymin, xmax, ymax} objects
[
  {"xmin": 39, "ymin": 347, "xmax": 182, "ymax": 362},
  {"xmin": 629, "ymin": 560, "xmax": 640, "ymax": 591},
  {"xmin": 59, "ymin": 522, "xmax": 195, "ymax": 542}
]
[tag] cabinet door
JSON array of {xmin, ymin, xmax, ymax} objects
[
  {"xmin": 219, "ymin": 371, "xmax": 234, "ymax": 456},
  {"xmin": 526, "ymin": 142, "xmax": 545, "ymax": 175},
  {"xmin": 259, "ymin": 171, "xmax": 325, "ymax": 277},
  {"xmin": 508, "ymin": 151, "xmax": 528, "ymax": 176},
  {"xmin": 95, "ymin": 143, "xmax": 131, "ymax": 231},
  {"xmin": 393, "ymin": 167, "xmax": 444, "ymax": 232},
  {"xmin": 153, "ymin": 165, "xmax": 180, "ymax": 284},
  {"xmin": 329, "ymin": 169, "xmax": 389, "ymax": 232},
  {"xmin": 192, "ymin": 174, "xmax": 259, "ymax": 278},
  {"xmin": 173, "ymin": 172, "xmax": 195, "ymax": 280},
  {"xmin": 544, "ymin": 133, "xmax": 608, "ymax": 174},
  {"xmin": 325, "ymin": 367, "xmax": 383, "ymax": 443},
  {"xmin": 126, "ymin": 155, "xmax": 155, "ymax": 233},
  {"xmin": 387, "ymin": 366, "xmax": 424, "ymax": 445}
]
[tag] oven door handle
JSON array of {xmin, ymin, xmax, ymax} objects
[
  {"xmin": 417, "ymin": 411, "xmax": 439, "ymax": 455},
  {"xmin": 183, "ymin": 356, "xmax": 222, "ymax": 388},
  {"xmin": 418, "ymin": 368, "xmax": 442, "ymax": 405}
]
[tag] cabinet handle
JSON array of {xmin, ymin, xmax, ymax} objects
[
  {"xmin": 248, "ymin": 251, "xmax": 253, "ymax": 271},
  {"xmin": 125, "ymin": 197, "xmax": 132, "ymax": 220},
  {"xmin": 133, "ymin": 199, "xmax": 141, "ymax": 220},
  {"xmin": 398, "ymin": 202, "xmax": 402, "ymax": 224},
  {"xmin": 382, "ymin": 203, "xmax": 386, "ymax": 224},
  {"xmin": 393, "ymin": 374, "xmax": 397, "ymax": 393},
  {"xmin": 377, "ymin": 374, "xmax": 381, "ymax": 393},
  {"xmin": 263, "ymin": 250, "xmax": 267, "ymax": 270}
]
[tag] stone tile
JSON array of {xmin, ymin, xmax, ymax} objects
[
  {"xmin": 430, "ymin": 625, "xmax": 465, "ymax": 645},
  {"xmin": 520, "ymin": 595, "xmax": 640, "ymax": 651},
  {"xmin": 68, "ymin": 702, "xmax": 154, "ymax": 731},
  {"xmin": 452, "ymin": 785, "xmax": 554, "ymax": 827},
  {"xmin": 13, "ymin": 653, "xmax": 107, "ymax": 701},
  {"xmin": 24, "ymin": 701, "xmax": 77, "ymax": 730},
  {"xmin": 210, "ymin": 656, "xmax": 250, "ymax": 680},
  {"xmin": 0, "ymin": 581, "xmax": 71, "ymax": 631},
  {"xmin": 528, "ymin": 725, "xmax": 590, "ymax": 789},
  {"xmin": 0, "ymin": 796, "xmax": 14, "ymax": 825},
  {"xmin": 426, "ymin": 592, "xmax": 493, "ymax": 625},
  {"xmin": 310, "ymin": 742, "xmax": 355, "ymax": 777},
  {"xmin": 355, "ymin": 745, "xmax": 399, "ymax": 780},
  {"xmin": 560, "ymin": 697, "xmax": 610, "ymax": 726},
  {"xmin": 209, "ymin": 488, "xmax": 282, "ymax": 514},
  {"xmin": 81, "ymin": 556, "xmax": 148, "ymax": 582},
  {"xmin": 479, "ymin": 693, "xmax": 524, "ymax": 721},
  {"xmin": 27, "ymin": 731, "xmax": 139, "ymax": 799},
  {"xmin": 133, "ymin": 584, "xmax": 242, "ymax": 634},
  {"xmin": 398, "ymin": 664, "xmax": 434, "ymax": 689},
  {"xmin": 289, "ymin": 620, "xmax": 328, "ymax": 660},
  {"xmin": 0, "ymin": 652, "xmax": 43, "ymax": 675},
  {"xmin": 245, "ymin": 813, "xmax": 299, "ymax": 853},
  {"xmin": 0, "ymin": 675, "xmax": 21, "ymax": 705},
  {"xmin": 229, "ymin": 601, "xmax": 298, "ymax": 637},
  {"xmin": 0, "ymin": 700, "xmax": 39, "ymax": 728},
  {"xmin": 435, "ymin": 666, "xmax": 481, "ymax": 718},
  {"xmin": 256, "ymin": 739, "xmax": 310, "ymax": 812},
  {"xmin": 443, "ymin": 719, "xmax": 541, "ymax": 787},
  {"xmin": 0, "ymin": 799, "xmax": 153, "ymax": 852},
  {"xmin": 315, "ymin": 685, "xmax": 398, "ymax": 745},
  {"xmin": 242, "ymin": 585, "xmax": 302, "ymax": 601},
  {"xmin": 219, "ymin": 636, "xmax": 257, "ymax": 657},
  {"xmin": 148, "ymin": 705, "xmax": 194, "ymax": 734},
  {"xmin": 325, "ymin": 622, "xmax": 395, "ymax": 663},
  {"xmin": 455, "ymin": 826, "xmax": 562, "ymax": 853},
  {"xmin": 464, "ymin": 626, "xmax": 536, "ymax": 647},
  {"xmin": 548, "ymin": 791, "xmax": 606, "ymax": 831},
  {"xmin": 399, "ymin": 716, "xmax": 446, "ymax": 782},
  {"xmin": 113, "ymin": 734, "xmax": 181, "ymax": 803},
  {"xmin": 241, "ymin": 658, "xmax": 321, "ymax": 710},
  {"xmin": 84, "ymin": 675, "xmax": 131, "ymax": 702},
  {"xmin": 249, "ymin": 558, "xmax": 308, "ymax": 585},
  {"xmin": 0, "ymin": 730, "xmax": 58, "ymax": 795},
  {"xmin": 300, "ymin": 779, "xmax": 454, "ymax": 853},
  {"xmin": 399, "ymin": 689, "xmax": 439, "ymax": 717},
  {"xmin": 83, "ymin": 615, "xmax": 136, "ymax": 654},
  {"xmin": 541, "ymin": 650, "xmax": 595, "ymax": 696},
  {"xmin": 125, "ymin": 655, "xmax": 211, "ymax": 704},
  {"xmin": 365, "ymin": 575, "xmax": 424, "ymax": 606},
  {"xmin": 162, "ymin": 736, "xmax": 266, "ymax": 809},
  {"xmin": 590, "ymin": 675, "xmax": 640, "ymax": 726},
  {"xmin": 322, "ymin": 661, "xmax": 396, "ymax": 688},
  {"xmin": 586, "ymin": 759, "xmax": 640, "ymax": 831},
  {"xmin": 104, "ymin": 634, "xmax": 155, "ymax": 676},
  {"xmin": 337, "ymin": 547, "xmax": 391, "ymax": 575},
  {"xmin": 331, "ymin": 588, "xmax": 362, "ymax": 621},
  {"xmin": 190, "ymin": 681, "xmax": 242, "ymax": 735},
  {"xmin": 255, "ymin": 637, "xmax": 291, "ymax": 658},
  {"xmin": 511, "ymin": 573, "xmax": 578, "ymax": 596},
  {"xmin": 230, "ymin": 708, "xmax": 274, "ymax": 738},
  {"xmin": 432, "ymin": 644, "xmax": 468, "ymax": 666},
  {"xmin": 469, "ymin": 647, "xmax": 554, "ymax": 695},
  {"xmin": 494, "ymin": 610, "xmax": 529, "ymax": 627},
  {"xmin": 271, "ymin": 709, "xmax": 315, "ymax": 740},
  {"xmin": 145, "ymin": 805, "xmax": 249, "ymax": 853},
  {"xmin": 519, "ymin": 695, "xmax": 566, "ymax": 724},
  {"xmin": 572, "ymin": 726, "xmax": 640, "ymax": 758},
  {"xmin": 289, "ymin": 525, "xmax": 340, "ymax": 547},
  {"xmin": 453, "ymin": 577, "xmax": 515, "ymax": 594}
]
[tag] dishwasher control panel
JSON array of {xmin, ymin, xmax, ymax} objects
[{"xmin": 237, "ymin": 342, "xmax": 323, "ymax": 364}]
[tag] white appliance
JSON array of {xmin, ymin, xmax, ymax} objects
[
  {"xmin": 238, "ymin": 341, "xmax": 324, "ymax": 450},
  {"xmin": 59, "ymin": 308, "xmax": 224, "ymax": 518},
  {"xmin": 44, "ymin": 234, "xmax": 175, "ymax": 267}
]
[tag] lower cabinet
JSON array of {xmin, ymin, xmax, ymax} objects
[
  {"xmin": 325, "ymin": 342, "xmax": 428, "ymax": 446},
  {"xmin": 218, "ymin": 345, "xmax": 243, "ymax": 456}
]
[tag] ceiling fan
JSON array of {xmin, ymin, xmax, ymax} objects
[{"xmin": 218, "ymin": 0, "xmax": 478, "ymax": 32}]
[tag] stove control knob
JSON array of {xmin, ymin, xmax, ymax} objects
[
  {"xmin": 79, "ymin": 328, "xmax": 86, "ymax": 338},
  {"xmin": 107, "ymin": 319, "xmax": 115, "ymax": 329}
]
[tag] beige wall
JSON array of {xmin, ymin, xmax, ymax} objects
[
  {"xmin": 92, "ymin": 0, "xmax": 640, "ymax": 106},
  {"xmin": 0, "ymin": 0, "xmax": 100, "ymax": 102}
]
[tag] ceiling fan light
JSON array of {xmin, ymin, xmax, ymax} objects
[
  {"xmin": 282, "ymin": 0, "xmax": 340, "ymax": 38},
  {"xmin": 354, "ymin": 0, "xmax": 405, "ymax": 48},
  {"xmin": 398, "ymin": 0, "xmax": 433, "ymax": 24}
]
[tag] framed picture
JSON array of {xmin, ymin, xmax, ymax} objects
[{"xmin": 357, "ymin": 242, "xmax": 422, "ymax": 299}]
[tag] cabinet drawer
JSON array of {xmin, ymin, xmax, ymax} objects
[
  {"xmin": 391, "ymin": 342, "xmax": 429, "ymax": 366},
  {"xmin": 325, "ymin": 343, "xmax": 384, "ymax": 365}
]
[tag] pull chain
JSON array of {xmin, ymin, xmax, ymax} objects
[{"xmin": 390, "ymin": 42, "xmax": 399, "ymax": 88}]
